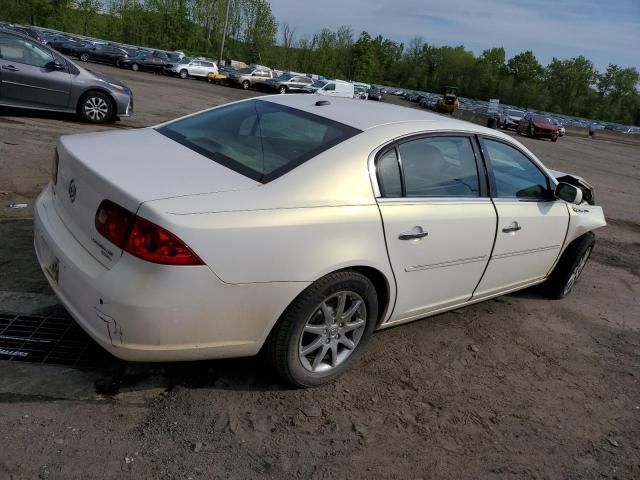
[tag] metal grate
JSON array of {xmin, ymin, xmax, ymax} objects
[{"xmin": 0, "ymin": 311, "xmax": 112, "ymax": 368}]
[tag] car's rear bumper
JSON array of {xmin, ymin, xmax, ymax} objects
[{"xmin": 33, "ymin": 184, "xmax": 306, "ymax": 362}]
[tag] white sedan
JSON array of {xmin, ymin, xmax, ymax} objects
[{"xmin": 34, "ymin": 95, "xmax": 606, "ymax": 387}]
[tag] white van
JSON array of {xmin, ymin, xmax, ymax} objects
[{"xmin": 316, "ymin": 80, "xmax": 355, "ymax": 98}]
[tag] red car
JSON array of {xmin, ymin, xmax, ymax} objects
[{"xmin": 517, "ymin": 113, "xmax": 560, "ymax": 142}]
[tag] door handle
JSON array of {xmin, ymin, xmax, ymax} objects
[
  {"xmin": 399, "ymin": 226, "xmax": 428, "ymax": 240},
  {"xmin": 1, "ymin": 65, "xmax": 19, "ymax": 72},
  {"xmin": 502, "ymin": 221, "xmax": 522, "ymax": 233}
]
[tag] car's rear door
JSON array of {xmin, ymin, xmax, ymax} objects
[
  {"xmin": 472, "ymin": 137, "xmax": 569, "ymax": 298},
  {"xmin": 0, "ymin": 32, "xmax": 71, "ymax": 109},
  {"xmin": 375, "ymin": 134, "xmax": 497, "ymax": 323}
]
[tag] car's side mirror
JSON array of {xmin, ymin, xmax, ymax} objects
[
  {"xmin": 555, "ymin": 182, "xmax": 583, "ymax": 204},
  {"xmin": 46, "ymin": 60, "xmax": 66, "ymax": 71}
]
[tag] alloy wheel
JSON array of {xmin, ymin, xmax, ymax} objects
[
  {"xmin": 563, "ymin": 246, "xmax": 592, "ymax": 296},
  {"xmin": 298, "ymin": 291, "xmax": 367, "ymax": 373},
  {"xmin": 84, "ymin": 96, "xmax": 109, "ymax": 122}
]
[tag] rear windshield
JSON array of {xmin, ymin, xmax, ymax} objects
[{"xmin": 156, "ymin": 100, "xmax": 361, "ymax": 183}]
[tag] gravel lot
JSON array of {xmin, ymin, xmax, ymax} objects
[{"xmin": 0, "ymin": 63, "xmax": 639, "ymax": 480}]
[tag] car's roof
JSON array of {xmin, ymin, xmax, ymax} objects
[{"xmin": 259, "ymin": 94, "xmax": 502, "ymax": 135}]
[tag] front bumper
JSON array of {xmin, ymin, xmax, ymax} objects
[
  {"xmin": 33, "ymin": 185, "xmax": 305, "ymax": 362},
  {"xmin": 113, "ymin": 89, "xmax": 133, "ymax": 117}
]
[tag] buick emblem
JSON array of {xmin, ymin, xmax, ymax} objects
[{"xmin": 68, "ymin": 179, "xmax": 77, "ymax": 203}]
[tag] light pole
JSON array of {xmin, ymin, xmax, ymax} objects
[{"xmin": 218, "ymin": 0, "xmax": 231, "ymax": 67}]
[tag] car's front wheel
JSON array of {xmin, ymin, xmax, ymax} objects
[
  {"xmin": 79, "ymin": 53, "xmax": 89, "ymax": 62},
  {"xmin": 279, "ymin": 85, "xmax": 287, "ymax": 94},
  {"xmin": 79, "ymin": 91, "xmax": 113, "ymax": 124},
  {"xmin": 268, "ymin": 270, "xmax": 378, "ymax": 387},
  {"xmin": 543, "ymin": 232, "xmax": 595, "ymax": 299},
  {"xmin": 242, "ymin": 80, "xmax": 250, "ymax": 90},
  {"xmin": 131, "ymin": 63, "xmax": 139, "ymax": 72},
  {"xmin": 179, "ymin": 69, "xmax": 188, "ymax": 79}
]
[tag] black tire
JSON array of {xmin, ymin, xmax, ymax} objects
[
  {"xmin": 131, "ymin": 63, "xmax": 139, "ymax": 72},
  {"xmin": 179, "ymin": 69, "xmax": 188, "ymax": 79},
  {"xmin": 79, "ymin": 53, "xmax": 89, "ymax": 62},
  {"xmin": 543, "ymin": 233, "xmax": 595, "ymax": 299},
  {"xmin": 242, "ymin": 80, "xmax": 250, "ymax": 90},
  {"xmin": 528, "ymin": 124, "xmax": 534, "ymax": 137},
  {"xmin": 279, "ymin": 85, "xmax": 288, "ymax": 94},
  {"xmin": 78, "ymin": 91, "xmax": 114, "ymax": 124},
  {"xmin": 552, "ymin": 135, "xmax": 558, "ymax": 142},
  {"xmin": 267, "ymin": 270, "xmax": 378, "ymax": 388}
]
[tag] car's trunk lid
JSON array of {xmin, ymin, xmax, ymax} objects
[{"xmin": 53, "ymin": 128, "xmax": 258, "ymax": 268}]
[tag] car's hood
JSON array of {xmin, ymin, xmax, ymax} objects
[
  {"xmin": 85, "ymin": 68, "xmax": 129, "ymax": 90},
  {"xmin": 533, "ymin": 121, "xmax": 556, "ymax": 129}
]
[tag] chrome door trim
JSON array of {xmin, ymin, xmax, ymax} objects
[
  {"xmin": 1, "ymin": 80, "xmax": 67, "ymax": 94},
  {"xmin": 405, "ymin": 255, "xmax": 487, "ymax": 272}
]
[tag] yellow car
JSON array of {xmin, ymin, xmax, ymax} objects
[{"xmin": 207, "ymin": 72, "xmax": 228, "ymax": 84}]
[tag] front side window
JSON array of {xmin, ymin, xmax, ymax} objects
[
  {"xmin": 483, "ymin": 139, "xmax": 550, "ymax": 200},
  {"xmin": 399, "ymin": 136, "xmax": 480, "ymax": 197},
  {"xmin": 157, "ymin": 100, "xmax": 360, "ymax": 182},
  {"xmin": 0, "ymin": 33, "xmax": 53, "ymax": 67}
]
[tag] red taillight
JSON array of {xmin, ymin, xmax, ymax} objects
[
  {"xmin": 95, "ymin": 200, "xmax": 203, "ymax": 266},
  {"xmin": 125, "ymin": 216, "xmax": 204, "ymax": 266},
  {"xmin": 52, "ymin": 149, "xmax": 59, "ymax": 186},
  {"xmin": 95, "ymin": 200, "xmax": 134, "ymax": 248}
]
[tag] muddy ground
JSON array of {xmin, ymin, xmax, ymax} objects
[{"xmin": 0, "ymin": 63, "xmax": 639, "ymax": 480}]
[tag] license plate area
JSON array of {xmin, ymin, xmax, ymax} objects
[{"xmin": 39, "ymin": 235, "xmax": 60, "ymax": 285}]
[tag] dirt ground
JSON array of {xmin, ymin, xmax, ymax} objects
[{"xmin": 0, "ymin": 63, "xmax": 639, "ymax": 480}]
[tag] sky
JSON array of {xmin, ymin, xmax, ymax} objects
[{"xmin": 268, "ymin": 0, "xmax": 640, "ymax": 71}]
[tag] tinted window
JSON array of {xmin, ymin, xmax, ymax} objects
[
  {"xmin": 483, "ymin": 139, "xmax": 550, "ymax": 199},
  {"xmin": 0, "ymin": 33, "xmax": 53, "ymax": 67},
  {"xmin": 399, "ymin": 136, "xmax": 480, "ymax": 197},
  {"xmin": 324, "ymin": 83, "xmax": 336, "ymax": 91},
  {"xmin": 157, "ymin": 100, "xmax": 360, "ymax": 183},
  {"xmin": 377, "ymin": 149, "xmax": 402, "ymax": 197}
]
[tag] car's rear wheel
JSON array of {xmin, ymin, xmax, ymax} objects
[
  {"xmin": 179, "ymin": 69, "xmax": 188, "ymax": 79},
  {"xmin": 80, "ymin": 53, "xmax": 89, "ymax": 62},
  {"xmin": 552, "ymin": 135, "xmax": 558, "ymax": 142},
  {"xmin": 131, "ymin": 63, "xmax": 139, "ymax": 72},
  {"xmin": 79, "ymin": 91, "xmax": 113, "ymax": 124},
  {"xmin": 242, "ymin": 80, "xmax": 250, "ymax": 90},
  {"xmin": 268, "ymin": 270, "xmax": 378, "ymax": 387},
  {"xmin": 543, "ymin": 233, "xmax": 595, "ymax": 299}
]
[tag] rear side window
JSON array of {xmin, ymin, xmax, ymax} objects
[
  {"xmin": 399, "ymin": 136, "xmax": 480, "ymax": 197},
  {"xmin": 157, "ymin": 100, "xmax": 360, "ymax": 183},
  {"xmin": 377, "ymin": 149, "xmax": 402, "ymax": 197},
  {"xmin": 483, "ymin": 139, "xmax": 550, "ymax": 199}
]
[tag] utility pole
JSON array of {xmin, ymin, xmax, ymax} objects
[{"xmin": 218, "ymin": 0, "xmax": 231, "ymax": 67}]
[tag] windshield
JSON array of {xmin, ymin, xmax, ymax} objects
[
  {"xmin": 311, "ymin": 80, "xmax": 327, "ymax": 88},
  {"xmin": 156, "ymin": 100, "xmax": 361, "ymax": 183},
  {"xmin": 277, "ymin": 73, "xmax": 293, "ymax": 81},
  {"xmin": 178, "ymin": 57, "xmax": 191, "ymax": 64},
  {"xmin": 533, "ymin": 115, "xmax": 552, "ymax": 123},
  {"xmin": 508, "ymin": 110, "xmax": 524, "ymax": 116},
  {"xmin": 237, "ymin": 67, "xmax": 252, "ymax": 74}
]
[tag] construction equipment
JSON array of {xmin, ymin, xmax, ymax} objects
[{"xmin": 436, "ymin": 86, "xmax": 459, "ymax": 114}]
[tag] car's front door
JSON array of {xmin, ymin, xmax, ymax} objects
[
  {"xmin": 375, "ymin": 134, "xmax": 497, "ymax": 323},
  {"xmin": 473, "ymin": 137, "xmax": 569, "ymax": 298},
  {"xmin": 0, "ymin": 33, "xmax": 71, "ymax": 109}
]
